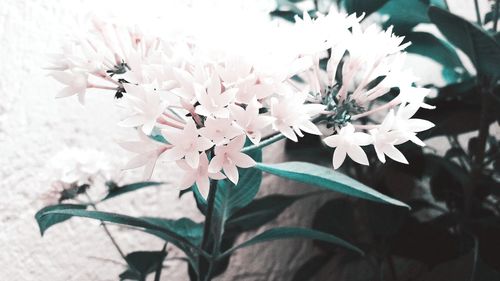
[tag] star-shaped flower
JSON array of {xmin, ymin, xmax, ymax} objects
[
  {"xmin": 162, "ymin": 119, "xmax": 213, "ymax": 168},
  {"xmin": 195, "ymin": 73, "xmax": 237, "ymax": 118},
  {"xmin": 323, "ymin": 123, "xmax": 372, "ymax": 169},
  {"xmin": 370, "ymin": 110, "xmax": 408, "ymax": 164},
  {"xmin": 208, "ymin": 135, "xmax": 256, "ymax": 184},
  {"xmin": 177, "ymin": 152, "xmax": 225, "ymax": 199},
  {"xmin": 230, "ymin": 102, "xmax": 274, "ymax": 144}
]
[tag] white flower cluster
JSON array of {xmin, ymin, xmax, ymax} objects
[{"xmin": 48, "ymin": 8, "xmax": 434, "ymax": 197}]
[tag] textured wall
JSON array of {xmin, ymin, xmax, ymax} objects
[{"xmin": 0, "ymin": 0, "xmax": 489, "ymax": 280}]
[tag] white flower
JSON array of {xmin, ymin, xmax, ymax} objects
[
  {"xmin": 50, "ymin": 71, "xmax": 89, "ymax": 104},
  {"xmin": 393, "ymin": 103, "xmax": 435, "ymax": 146},
  {"xmin": 323, "ymin": 124, "xmax": 372, "ymax": 169},
  {"xmin": 118, "ymin": 83, "xmax": 168, "ymax": 135},
  {"xmin": 195, "ymin": 73, "xmax": 237, "ymax": 118},
  {"xmin": 230, "ymin": 102, "xmax": 274, "ymax": 144},
  {"xmin": 370, "ymin": 110, "xmax": 408, "ymax": 164},
  {"xmin": 198, "ymin": 117, "xmax": 242, "ymax": 146},
  {"xmin": 119, "ymin": 131, "xmax": 169, "ymax": 179},
  {"xmin": 208, "ymin": 135, "xmax": 256, "ymax": 184},
  {"xmin": 162, "ymin": 119, "xmax": 213, "ymax": 168},
  {"xmin": 270, "ymin": 94, "xmax": 324, "ymax": 142},
  {"xmin": 177, "ymin": 152, "xmax": 225, "ymax": 199}
]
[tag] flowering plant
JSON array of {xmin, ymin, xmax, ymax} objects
[{"xmin": 35, "ymin": 5, "xmax": 437, "ymax": 280}]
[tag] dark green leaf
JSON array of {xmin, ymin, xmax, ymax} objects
[
  {"xmin": 405, "ymin": 31, "xmax": 467, "ymax": 80},
  {"xmin": 343, "ymin": 0, "xmax": 388, "ymax": 17},
  {"xmin": 102, "ymin": 182, "xmax": 164, "ymax": 201},
  {"xmin": 379, "ymin": 0, "xmax": 432, "ymax": 34},
  {"xmin": 223, "ymin": 227, "xmax": 363, "ymax": 257},
  {"xmin": 35, "ymin": 204, "xmax": 87, "ymax": 235},
  {"xmin": 428, "ymin": 6, "xmax": 500, "ymax": 77},
  {"xmin": 142, "ymin": 217, "xmax": 203, "ymax": 246},
  {"xmin": 255, "ymin": 162, "xmax": 409, "ymax": 208},
  {"xmin": 36, "ymin": 208, "xmax": 201, "ymax": 256},
  {"xmin": 121, "ymin": 247, "xmax": 167, "ymax": 281},
  {"xmin": 226, "ymin": 194, "xmax": 308, "ymax": 234},
  {"xmin": 213, "ymin": 147, "xmax": 262, "ymax": 232}
]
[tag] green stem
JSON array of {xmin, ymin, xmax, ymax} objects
[
  {"xmin": 84, "ymin": 192, "xmax": 126, "ymax": 259},
  {"xmin": 493, "ymin": 0, "xmax": 499, "ymax": 31},
  {"xmin": 474, "ymin": 0, "xmax": 482, "ymax": 25},
  {"xmin": 153, "ymin": 244, "xmax": 167, "ymax": 281},
  {"xmin": 199, "ymin": 177, "xmax": 219, "ymax": 281},
  {"xmin": 241, "ymin": 133, "xmax": 286, "ymax": 153}
]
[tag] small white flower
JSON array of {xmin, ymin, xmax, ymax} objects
[
  {"xmin": 199, "ymin": 117, "xmax": 243, "ymax": 146},
  {"xmin": 208, "ymin": 135, "xmax": 256, "ymax": 184},
  {"xmin": 230, "ymin": 102, "xmax": 274, "ymax": 144},
  {"xmin": 370, "ymin": 110, "xmax": 408, "ymax": 164},
  {"xmin": 195, "ymin": 73, "xmax": 237, "ymax": 118},
  {"xmin": 119, "ymin": 131, "xmax": 169, "ymax": 180},
  {"xmin": 162, "ymin": 119, "xmax": 213, "ymax": 168},
  {"xmin": 393, "ymin": 103, "xmax": 435, "ymax": 146},
  {"xmin": 177, "ymin": 152, "xmax": 225, "ymax": 199},
  {"xmin": 118, "ymin": 83, "xmax": 168, "ymax": 135},
  {"xmin": 270, "ymin": 94, "xmax": 324, "ymax": 142},
  {"xmin": 50, "ymin": 71, "xmax": 89, "ymax": 104},
  {"xmin": 323, "ymin": 124, "xmax": 372, "ymax": 169}
]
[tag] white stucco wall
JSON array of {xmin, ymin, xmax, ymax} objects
[{"xmin": 0, "ymin": 0, "xmax": 490, "ymax": 280}]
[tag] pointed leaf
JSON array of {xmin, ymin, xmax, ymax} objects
[
  {"xmin": 428, "ymin": 6, "xmax": 500, "ymax": 77},
  {"xmin": 36, "ymin": 208, "xmax": 202, "ymax": 256},
  {"xmin": 255, "ymin": 162, "xmax": 409, "ymax": 208},
  {"xmin": 102, "ymin": 181, "xmax": 164, "ymax": 201},
  {"xmin": 35, "ymin": 204, "xmax": 87, "ymax": 235},
  {"xmin": 222, "ymin": 227, "xmax": 363, "ymax": 257}
]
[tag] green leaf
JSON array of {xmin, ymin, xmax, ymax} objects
[
  {"xmin": 428, "ymin": 6, "xmax": 500, "ymax": 77},
  {"xmin": 225, "ymin": 194, "xmax": 308, "ymax": 234},
  {"xmin": 214, "ymin": 146, "xmax": 262, "ymax": 220},
  {"xmin": 379, "ymin": 0, "xmax": 432, "ymax": 34},
  {"xmin": 255, "ymin": 162, "xmax": 409, "ymax": 208},
  {"xmin": 405, "ymin": 31, "xmax": 467, "ymax": 80},
  {"xmin": 35, "ymin": 204, "xmax": 87, "ymax": 235},
  {"xmin": 142, "ymin": 217, "xmax": 203, "ymax": 247},
  {"xmin": 102, "ymin": 181, "xmax": 164, "ymax": 201},
  {"xmin": 222, "ymin": 227, "xmax": 363, "ymax": 257},
  {"xmin": 343, "ymin": 0, "xmax": 388, "ymax": 17},
  {"xmin": 36, "ymin": 208, "xmax": 202, "ymax": 256},
  {"xmin": 120, "ymin": 247, "xmax": 167, "ymax": 281}
]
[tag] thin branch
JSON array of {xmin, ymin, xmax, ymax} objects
[
  {"xmin": 474, "ymin": 0, "xmax": 482, "ymax": 25},
  {"xmin": 241, "ymin": 133, "xmax": 286, "ymax": 153},
  {"xmin": 84, "ymin": 192, "xmax": 126, "ymax": 259}
]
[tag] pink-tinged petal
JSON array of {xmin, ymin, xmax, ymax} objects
[
  {"xmin": 384, "ymin": 145, "xmax": 408, "ymax": 164},
  {"xmin": 196, "ymin": 137, "xmax": 213, "ymax": 152},
  {"xmin": 232, "ymin": 152, "xmax": 256, "ymax": 168},
  {"xmin": 227, "ymin": 135, "xmax": 246, "ymax": 151},
  {"xmin": 380, "ymin": 110, "xmax": 395, "ymax": 132},
  {"xmin": 185, "ymin": 151, "xmax": 200, "ymax": 168},
  {"xmin": 162, "ymin": 146, "xmax": 185, "ymax": 161},
  {"xmin": 209, "ymin": 171, "xmax": 226, "ymax": 180},
  {"xmin": 77, "ymin": 92, "xmax": 86, "ymax": 105},
  {"xmin": 179, "ymin": 171, "xmax": 196, "ymax": 189},
  {"xmin": 50, "ymin": 71, "xmax": 73, "ymax": 84},
  {"xmin": 347, "ymin": 145, "xmax": 369, "ymax": 166},
  {"xmin": 124, "ymin": 154, "xmax": 151, "ymax": 169},
  {"xmin": 278, "ymin": 124, "xmax": 298, "ymax": 142},
  {"xmin": 118, "ymin": 115, "xmax": 147, "ymax": 127},
  {"xmin": 56, "ymin": 87, "xmax": 76, "ymax": 98},
  {"xmin": 323, "ymin": 135, "xmax": 341, "ymax": 148},
  {"xmin": 353, "ymin": 132, "xmax": 372, "ymax": 146},
  {"xmin": 141, "ymin": 120, "xmax": 156, "ymax": 135},
  {"xmin": 374, "ymin": 144, "xmax": 387, "ymax": 163},
  {"xmin": 300, "ymin": 121, "xmax": 322, "ymax": 135},
  {"xmin": 208, "ymin": 155, "xmax": 224, "ymax": 173},
  {"xmin": 142, "ymin": 159, "xmax": 157, "ymax": 180},
  {"xmin": 406, "ymin": 119, "xmax": 435, "ymax": 132},
  {"xmin": 223, "ymin": 162, "xmax": 239, "ymax": 185},
  {"xmin": 194, "ymin": 105, "xmax": 211, "ymax": 117},
  {"xmin": 196, "ymin": 176, "xmax": 210, "ymax": 199},
  {"xmin": 332, "ymin": 146, "xmax": 347, "ymax": 169},
  {"xmin": 408, "ymin": 134, "xmax": 426, "ymax": 146}
]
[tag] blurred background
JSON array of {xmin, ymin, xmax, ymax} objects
[{"xmin": 0, "ymin": 0, "xmax": 497, "ymax": 280}]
